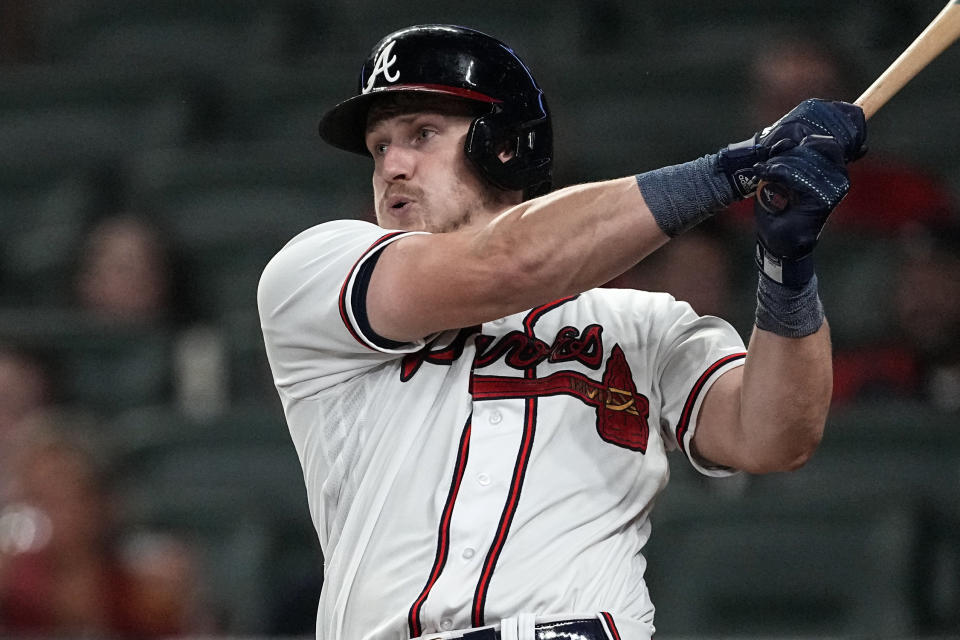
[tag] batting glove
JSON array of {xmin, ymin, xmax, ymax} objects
[
  {"xmin": 752, "ymin": 134, "xmax": 850, "ymax": 287},
  {"xmin": 717, "ymin": 98, "xmax": 867, "ymax": 199}
]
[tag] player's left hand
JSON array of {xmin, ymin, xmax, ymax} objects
[
  {"xmin": 717, "ymin": 99, "xmax": 866, "ymax": 200},
  {"xmin": 752, "ymin": 134, "xmax": 850, "ymax": 287},
  {"xmin": 758, "ymin": 99, "xmax": 867, "ymax": 163}
]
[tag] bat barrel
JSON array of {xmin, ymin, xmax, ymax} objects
[{"xmin": 855, "ymin": 0, "xmax": 960, "ymax": 118}]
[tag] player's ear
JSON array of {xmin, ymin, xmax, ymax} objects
[{"xmin": 496, "ymin": 142, "xmax": 515, "ymax": 164}]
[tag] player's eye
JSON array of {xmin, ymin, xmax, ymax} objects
[
  {"xmin": 417, "ymin": 127, "xmax": 436, "ymax": 142},
  {"xmin": 373, "ymin": 142, "xmax": 388, "ymax": 155}
]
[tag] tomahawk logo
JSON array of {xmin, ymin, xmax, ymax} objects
[{"xmin": 363, "ymin": 39, "xmax": 400, "ymax": 93}]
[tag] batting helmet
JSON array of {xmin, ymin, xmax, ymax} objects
[{"xmin": 318, "ymin": 24, "xmax": 553, "ymax": 198}]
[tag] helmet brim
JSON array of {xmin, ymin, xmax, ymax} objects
[{"xmin": 318, "ymin": 84, "xmax": 500, "ymax": 156}]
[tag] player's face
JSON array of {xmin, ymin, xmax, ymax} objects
[{"xmin": 365, "ymin": 109, "xmax": 509, "ymax": 233}]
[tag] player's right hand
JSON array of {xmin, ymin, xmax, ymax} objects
[{"xmin": 752, "ymin": 134, "xmax": 850, "ymax": 287}]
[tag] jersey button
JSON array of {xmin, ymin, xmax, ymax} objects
[
  {"xmin": 462, "ymin": 547, "xmax": 475, "ymax": 559},
  {"xmin": 477, "ymin": 473, "xmax": 490, "ymax": 486},
  {"xmin": 489, "ymin": 411, "xmax": 502, "ymax": 425},
  {"xmin": 440, "ymin": 619, "xmax": 453, "ymax": 630}
]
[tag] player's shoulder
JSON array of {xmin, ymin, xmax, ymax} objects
[
  {"xmin": 258, "ymin": 219, "xmax": 387, "ymax": 308},
  {"xmin": 576, "ymin": 286, "xmax": 707, "ymax": 334},
  {"xmin": 265, "ymin": 219, "xmax": 386, "ymax": 272},
  {"xmin": 582, "ymin": 286, "xmax": 689, "ymax": 315},
  {"xmin": 283, "ymin": 218, "xmax": 383, "ymax": 251}
]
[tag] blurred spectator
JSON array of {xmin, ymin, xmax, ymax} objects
[
  {"xmin": 748, "ymin": 33, "xmax": 852, "ymax": 127},
  {"xmin": 732, "ymin": 33, "xmax": 957, "ymax": 234},
  {"xmin": 0, "ymin": 0, "xmax": 37, "ymax": 65},
  {"xmin": 0, "ymin": 346, "xmax": 52, "ymax": 440},
  {"xmin": 72, "ymin": 214, "xmax": 227, "ymax": 415},
  {"xmin": 74, "ymin": 215, "xmax": 182, "ymax": 326},
  {"xmin": 833, "ymin": 222, "xmax": 960, "ymax": 409},
  {"xmin": 0, "ymin": 347, "xmax": 55, "ymax": 502},
  {"xmin": 0, "ymin": 427, "xmax": 212, "ymax": 637},
  {"xmin": 121, "ymin": 531, "xmax": 214, "ymax": 637}
]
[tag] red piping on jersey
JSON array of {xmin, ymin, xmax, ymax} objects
[
  {"xmin": 337, "ymin": 231, "xmax": 406, "ymax": 351},
  {"xmin": 407, "ymin": 416, "xmax": 473, "ymax": 637},
  {"xmin": 522, "ymin": 297, "xmax": 576, "ymax": 334},
  {"xmin": 472, "ymin": 396, "xmax": 536, "ymax": 626},
  {"xmin": 675, "ymin": 352, "xmax": 747, "ymax": 454},
  {"xmin": 600, "ymin": 611, "xmax": 622, "ymax": 640},
  {"xmin": 471, "ymin": 297, "xmax": 575, "ymax": 626}
]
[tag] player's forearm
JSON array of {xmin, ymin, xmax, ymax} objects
[
  {"xmin": 476, "ymin": 148, "xmax": 747, "ymax": 306},
  {"xmin": 372, "ymin": 147, "xmax": 754, "ymax": 341},
  {"xmin": 475, "ymin": 176, "xmax": 668, "ymax": 301},
  {"xmin": 736, "ymin": 322, "xmax": 832, "ymax": 472},
  {"xmin": 369, "ymin": 177, "xmax": 668, "ymax": 341}
]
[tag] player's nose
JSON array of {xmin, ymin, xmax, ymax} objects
[{"xmin": 381, "ymin": 144, "xmax": 416, "ymax": 182}]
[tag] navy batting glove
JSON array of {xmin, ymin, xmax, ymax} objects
[
  {"xmin": 752, "ymin": 135, "xmax": 850, "ymax": 287},
  {"xmin": 759, "ymin": 99, "xmax": 867, "ymax": 162},
  {"xmin": 717, "ymin": 98, "xmax": 866, "ymax": 199}
]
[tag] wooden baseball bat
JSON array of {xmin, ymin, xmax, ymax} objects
[
  {"xmin": 856, "ymin": 0, "xmax": 960, "ymax": 119},
  {"xmin": 756, "ymin": 0, "xmax": 960, "ymax": 212}
]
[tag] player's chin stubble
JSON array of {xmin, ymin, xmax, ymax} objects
[{"xmin": 428, "ymin": 162, "xmax": 512, "ymax": 234}]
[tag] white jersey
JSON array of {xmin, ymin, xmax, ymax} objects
[{"xmin": 258, "ymin": 219, "xmax": 746, "ymax": 640}]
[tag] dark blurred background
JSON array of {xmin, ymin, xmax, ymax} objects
[{"xmin": 0, "ymin": 1, "xmax": 958, "ymax": 638}]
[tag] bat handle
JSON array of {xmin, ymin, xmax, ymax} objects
[{"xmin": 754, "ymin": 179, "xmax": 791, "ymax": 213}]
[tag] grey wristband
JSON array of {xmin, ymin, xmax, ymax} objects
[
  {"xmin": 755, "ymin": 273, "xmax": 825, "ymax": 338},
  {"xmin": 635, "ymin": 153, "xmax": 737, "ymax": 237}
]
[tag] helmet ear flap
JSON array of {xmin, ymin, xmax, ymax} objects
[
  {"xmin": 465, "ymin": 113, "xmax": 524, "ymax": 192},
  {"xmin": 465, "ymin": 110, "xmax": 552, "ymax": 199}
]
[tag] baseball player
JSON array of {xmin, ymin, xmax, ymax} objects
[{"xmin": 258, "ymin": 25, "xmax": 866, "ymax": 640}]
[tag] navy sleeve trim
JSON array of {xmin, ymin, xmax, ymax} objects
[{"xmin": 351, "ymin": 249, "xmax": 407, "ymax": 350}]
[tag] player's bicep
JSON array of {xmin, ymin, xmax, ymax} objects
[
  {"xmin": 366, "ymin": 232, "xmax": 525, "ymax": 342},
  {"xmin": 689, "ymin": 366, "xmax": 747, "ymax": 470}
]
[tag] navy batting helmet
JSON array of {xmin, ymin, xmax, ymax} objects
[{"xmin": 318, "ymin": 24, "xmax": 553, "ymax": 198}]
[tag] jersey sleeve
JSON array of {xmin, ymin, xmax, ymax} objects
[
  {"xmin": 653, "ymin": 299, "xmax": 747, "ymax": 476},
  {"xmin": 257, "ymin": 219, "xmax": 430, "ymax": 399}
]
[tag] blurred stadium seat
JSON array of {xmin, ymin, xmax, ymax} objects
[
  {"xmin": 30, "ymin": 0, "xmax": 307, "ymax": 71},
  {"xmin": 125, "ymin": 142, "xmax": 366, "ymax": 242},
  {"xmin": 0, "ymin": 307, "xmax": 175, "ymax": 413},
  {"xmin": 814, "ymin": 232, "xmax": 900, "ymax": 348},
  {"xmin": 646, "ymin": 488, "xmax": 919, "ymax": 637},
  {"xmin": 747, "ymin": 400, "xmax": 960, "ymax": 636},
  {"xmin": 109, "ymin": 402, "xmax": 316, "ymax": 634},
  {"xmin": 221, "ymin": 308, "xmax": 278, "ymax": 405},
  {"xmin": 0, "ymin": 171, "xmax": 96, "ymax": 306},
  {"xmin": 123, "ymin": 142, "xmax": 369, "ymax": 317},
  {"xmin": 0, "ymin": 66, "xmax": 195, "ymax": 167}
]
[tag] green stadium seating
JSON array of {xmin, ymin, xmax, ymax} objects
[
  {"xmin": 33, "ymin": 0, "xmax": 299, "ymax": 72},
  {"xmin": 0, "ymin": 66, "xmax": 194, "ymax": 168},
  {"xmin": 0, "ymin": 307, "xmax": 176, "ymax": 413},
  {"xmin": 646, "ymin": 487, "xmax": 919, "ymax": 637},
  {"xmin": 109, "ymin": 402, "xmax": 315, "ymax": 634}
]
